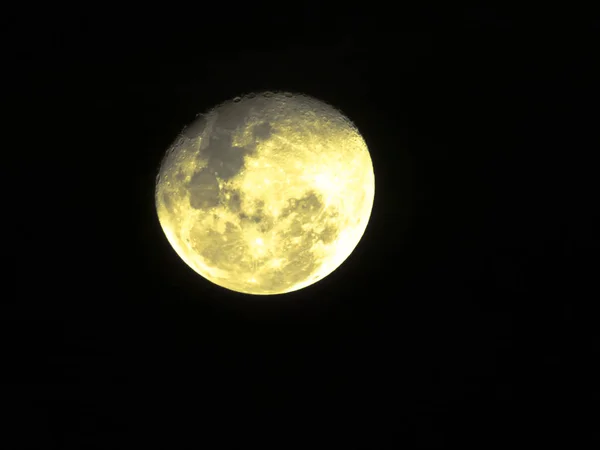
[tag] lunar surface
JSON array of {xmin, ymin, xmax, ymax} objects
[{"xmin": 155, "ymin": 91, "xmax": 375, "ymax": 295}]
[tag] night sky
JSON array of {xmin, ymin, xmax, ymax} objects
[{"xmin": 6, "ymin": 6, "xmax": 598, "ymax": 448}]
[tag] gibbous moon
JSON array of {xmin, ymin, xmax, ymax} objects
[{"xmin": 155, "ymin": 91, "xmax": 375, "ymax": 295}]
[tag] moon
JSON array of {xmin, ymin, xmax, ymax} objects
[{"xmin": 155, "ymin": 91, "xmax": 375, "ymax": 295}]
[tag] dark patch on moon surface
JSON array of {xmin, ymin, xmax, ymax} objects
[
  {"xmin": 199, "ymin": 133, "xmax": 250, "ymax": 180},
  {"xmin": 188, "ymin": 170, "xmax": 220, "ymax": 210},
  {"xmin": 297, "ymin": 191, "xmax": 323, "ymax": 213},
  {"xmin": 253, "ymin": 122, "xmax": 273, "ymax": 140},
  {"xmin": 223, "ymin": 189, "xmax": 241, "ymax": 213},
  {"xmin": 189, "ymin": 98, "xmax": 281, "ymax": 185},
  {"xmin": 213, "ymin": 96, "xmax": 272, "ymax": 131},
  {"xmin": 279, "ymin": 191, "xmax": 324, "ymax": 219},
  {"xmin": 213, "ymin": 102, "xmax": 253, "ymax": 131},
  {"xmin": 320, "ymin": 224, "xmax": 339, "ymax": 244},
  {"xmin": 238, "ymin": 199, "xmax": 274, "ymax": 231},
  {"xmin": 240, "ymin": 212, "xmax": 264, "ymax": 224}
]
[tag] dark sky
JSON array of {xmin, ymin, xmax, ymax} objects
[{"xmin": 6, "ymin": 6, "xmax": 598, "ymax": 448}]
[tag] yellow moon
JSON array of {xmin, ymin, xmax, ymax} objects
[{"xmin": 155, "ymin": 92, "xmax": 375, "ymax": 295}]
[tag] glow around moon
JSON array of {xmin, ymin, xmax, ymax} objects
[{"xmin": 155, "ymin": 92, "xmax": 375, "ymax": 295}]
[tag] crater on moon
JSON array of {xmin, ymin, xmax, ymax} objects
[{"xmin": 155, "ymin": 91, "xmax": 375, "ymax": 295}]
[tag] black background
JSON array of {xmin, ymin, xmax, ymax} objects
[{"xmin": 5, "ymin": 5, "xmax": 598, "ymax": 448}]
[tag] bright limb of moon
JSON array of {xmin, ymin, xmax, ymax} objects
[{"xmin": 155, "ymin": 92, "xmax": 375, "ymax": 295}]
